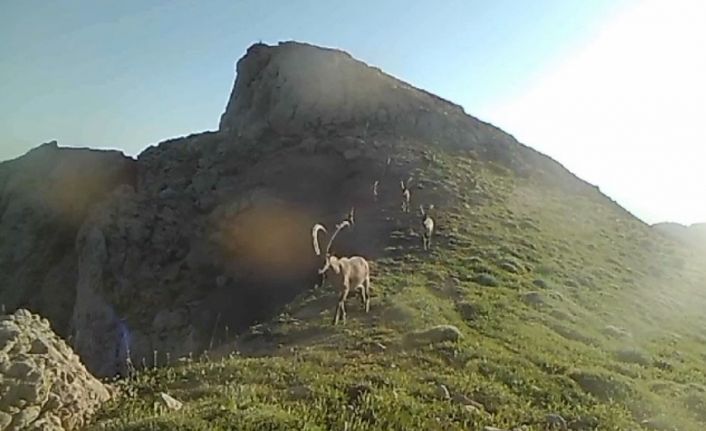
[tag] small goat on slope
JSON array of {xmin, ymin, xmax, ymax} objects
[
  {"xmin": 400, "ymin": 177, "xmax": 412, "ymax": 213},
  {"xmin": 420, "ymin": 204, "xmax": 435, "ymax": 251},
  {"xmin": 312, "ymin": 220, "xmax": 371, "ymax": 325}
]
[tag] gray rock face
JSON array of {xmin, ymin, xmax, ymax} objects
[
  {"xmin": 0, "ymin": 309, "xmax": 110, "ymax": 430},
  {"xmin": 0, "ymin": 142, "xmax": 136, "ymax": 338},
  {"xmin": 68, "ymin": 130, "xmax": 404, "ymax": 376},
  {"xmin": 219, "ymin": 42, "xmax": 521, "ymax": 163}
]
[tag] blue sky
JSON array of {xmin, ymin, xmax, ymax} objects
[{"xmin": 2, "ymin": 0, "xmax": 704, "ymax": 225}]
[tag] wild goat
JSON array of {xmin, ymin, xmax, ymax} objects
[
  {"xmin": 420, "ymin": 205, "xmax": 435, "ymax": 251},
  {"xmin": 314, "ymin": 208, "xmax": 354, "ymax": 290},
  {"xmin": 312, "ymin": 220, "xmax": 371, "ymax": 325},
  {"xmin": 400, "ymin": 177, "xmax": 412, "ymax": 213}
]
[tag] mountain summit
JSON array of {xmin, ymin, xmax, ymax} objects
[{"xmin": 220, "ymin": 42, "xmax": 473, "ymax": 140}]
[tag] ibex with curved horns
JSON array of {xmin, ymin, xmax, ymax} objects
[
  {"xmin": 312, "ymin": 219, "xmax": 371, "ymax": 325},
  {"xmin": 314, "ymin": 207, "xmax": 355, "ymax": 290}
]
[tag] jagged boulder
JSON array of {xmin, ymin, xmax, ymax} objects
[{"xmin": 0, "ymin": 309, "xmax": 110, "ymax": 430}]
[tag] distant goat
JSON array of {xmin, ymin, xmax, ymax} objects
[
  {"xmin": 420, "ymin": 204, "xmax": 435, "ymax": 251},
  {"xmin": 400, "ymin": 177, "xmax": 412, "ymax": 213},
  {"xmin": 312, "ymin": 220, "xmax": 371, "ymax": 325}
]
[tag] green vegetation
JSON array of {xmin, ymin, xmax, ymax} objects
[{"xmin": 88, "ymin": 152, "xmax": 706, "ymax": 430}]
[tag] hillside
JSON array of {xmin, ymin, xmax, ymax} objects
[
  {"xmin": 2, "ymin": 41, "xmax": 706, "ymax": 430},
  {"xmin": 89, "ymin": 153, "xmax": 706, "ymax": 430}
]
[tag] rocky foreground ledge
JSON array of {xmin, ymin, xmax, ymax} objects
[{"xmin": 0, "ymin": 309, "xmax": 110, "ymax": 431}]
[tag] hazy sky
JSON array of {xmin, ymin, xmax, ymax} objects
[{"xmin": 1, "ymin": 1, "xmax": 703, "ymax": 225}]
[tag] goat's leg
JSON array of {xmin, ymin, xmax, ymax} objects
[
  {"xmin": 358, "ymin": 283, "xmax": 367, "ymax": 311},
  {"xmin": 333, "ymin": 285, "xmax": 350, "ymax": 325},
  {"xmin": 333, "ymin": 294, "xmax": 341, "ymax": 325},
  {"xmin": 316, "ymin": 272, "xmax": 326, "ymax": 289},
  {"xmin": 333, "ymin": 299, "xmax": 340, "ymax": 325},
  {"xmin": 364, "ymin": 274, "xmax": 371, "ymax": 313},
  {"xmin": 340, "ymin": 286, "xmax": 350, "ymax": 324}
]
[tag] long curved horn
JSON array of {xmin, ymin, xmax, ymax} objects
[
  {"xmin": 419, "ymin": 204, "xmax": 426, "ymax": 217},
  {"xmin": 312, "ymin": 224, "xmax": 327, "ymax": 256},
  {"xmin": 347, "ymin": 207, "xmax": 355, "ymax": 225},
  {"xmin": 325, "ymin": 220, "xmax": 351, "ymax": 255}
]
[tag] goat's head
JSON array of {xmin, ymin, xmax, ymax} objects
[
  {"xmin": 401, "ymin": 176, "xmax": 413, "ymax": 191},
  {"xmin": 312, "ymin": 220, "xmax": 351, "ymax": 274},
  {"xmin": 420, "ymin": 204, "xmax": 434, "ymax": 218}
]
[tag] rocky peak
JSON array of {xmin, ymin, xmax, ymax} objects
[{"xmin": 219, "ymin": 42, "xmax": 492, "ymax": 147}]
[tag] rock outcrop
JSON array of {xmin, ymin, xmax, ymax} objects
[
  {"xmin": 221, "ymin": 43, "xmax": 472, "ymax": 141},
  {"xmin": 0, "ymin": 41, "xmax": 605, "ymax": 377},
  {"xmin": 0, "ymin": 142, "xmax": 136, "ymax": 338},
  {"xmin": 0, "ymin": 309, "xmax": 110, "ymax": 430},
  {"xmin": 219, "ymin": 42, "xmax": 535, "ymax": 171}
]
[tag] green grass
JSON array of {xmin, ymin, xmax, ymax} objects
[{"xmin": 87, "ymin": 151, "xmax": 706, "ymax": 430}]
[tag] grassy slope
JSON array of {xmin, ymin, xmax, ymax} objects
[{"xmin": 87, "ymin": 149, "xmax": 706, "ymax": 431}]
